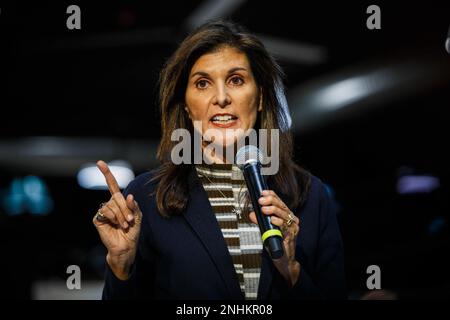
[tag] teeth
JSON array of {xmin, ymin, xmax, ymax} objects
[{"xmin": 211, "ymin": 115, "xmax": 236, "ymax": 121}]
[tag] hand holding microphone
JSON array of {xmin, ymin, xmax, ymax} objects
[{"xmin": 236, "ymin": 146, "xmax": 301, "ymax": 287}]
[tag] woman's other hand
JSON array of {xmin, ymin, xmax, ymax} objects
[{"xmin": 249, "ymin": 190, "xmax": 301, "ymax": 288}]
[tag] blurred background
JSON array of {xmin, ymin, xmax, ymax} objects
[{"xmin": 1, "ymin": 0, "xmax": 450, "ymax": 299}]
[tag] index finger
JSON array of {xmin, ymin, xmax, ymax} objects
[{"xmin": 97, "ymin": 160, "xmax": 120, "ymax": 195}]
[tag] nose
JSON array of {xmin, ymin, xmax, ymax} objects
[{"xmin": 212, "ymin": 83, "xmax": 231, "ymax": 108}]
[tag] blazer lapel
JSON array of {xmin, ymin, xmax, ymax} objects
[
  {"xmin": 183, "ymin": 166, "xmax": 244, "ymax": 299},
  {"xmin": 257, "ymin": 249, "xmax": 274, "ymax": 299}
]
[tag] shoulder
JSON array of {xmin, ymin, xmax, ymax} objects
[
  {"xmin": 121, "ymin": 169, "xmax": 163, "ymax": 218},
  {"xmin": 296, "ymin": 173, "xmax": 341, "ymax": 253},
  {"xmin": 307, "ymin": 174, "xmax": 331, "ymax": 204},
  {"xmin": 288, "ymin": 164, "xmax": 330, "ymax": 210},
  {"xmin": 297, "ymin": 172, "xmax": 335, "ymax": 219},
  {"xmin": 122, "ymin": 169, "xmax": 159, "ymax": 197}
]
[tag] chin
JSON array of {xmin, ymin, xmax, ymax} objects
[{"xmin": 203, "ymin": 126, "xmax": 244, "ymax": 141}]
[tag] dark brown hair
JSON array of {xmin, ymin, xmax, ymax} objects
[{"xmin": 151, "ymin": 20, "xmax": 311, "ymax": 217}]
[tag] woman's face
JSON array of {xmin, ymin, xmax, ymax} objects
[{"xmin": 185, "ymin": 46, "xmax": 261, "ymax": 148}]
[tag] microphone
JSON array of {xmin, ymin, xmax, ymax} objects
[
  {"xmin": 236, "ymin": 145, "xmax": 284, "ymax": 259},
  {"xmin": 446, "ymin": 24, "xmax": 450, "ymax": 54}
]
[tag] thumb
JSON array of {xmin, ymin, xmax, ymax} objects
[{"xmin": 249, "ymin": 211, "xmax": 258, "ymax": 225}]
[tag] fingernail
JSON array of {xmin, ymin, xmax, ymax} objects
[
  {"xmin": 262, "ymin": 190, "xmax": 268, "ymax": 195},
  {"xmin": 258, "ymin": 197, "xmax": 264, "ymax": 204},
  {"xmin": 123, "ymin": 222, "xmax": 128, "ymax": 229},
  {"xmin": 127, "ymin": 214, "xmax": 134, "ymax": 221}
]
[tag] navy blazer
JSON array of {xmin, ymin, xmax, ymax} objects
[{"xmin": 102, "ymin": 166, "xmax": 346, "ymax": 300}]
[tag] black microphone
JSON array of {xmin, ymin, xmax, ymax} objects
[
  {"xmin": 236, "ymin": 145, "xmax": 284, "ymax": 259},
  {"xmin": 446, "ymin": 24, "xmax": 450, "ymax": 54}
]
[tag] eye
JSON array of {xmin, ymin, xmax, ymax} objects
[
  {"xmin": 229, "ymin": 76, "xmax": 244, "ymax": 86},
  {"xmin": 196, "ymin": 79, "xmax": 209, "ymax": 89}
]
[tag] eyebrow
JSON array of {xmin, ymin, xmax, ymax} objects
[{"xmin": 190, "ymin": 67, "xmax": 248, "ymax": 79}]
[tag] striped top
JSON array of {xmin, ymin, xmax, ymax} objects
[{"xmin": 195, "ymin": 163, "xmax": 263, "ymax": 300}]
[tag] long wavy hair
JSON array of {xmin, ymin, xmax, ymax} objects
[{"xmin": 151, "ymin": 20, "xmax": 311, "ymax": 218}]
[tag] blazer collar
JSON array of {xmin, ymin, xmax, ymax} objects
[{"xmin": 183, "ymin": 165, "xmax": 274, "ymax": 300}]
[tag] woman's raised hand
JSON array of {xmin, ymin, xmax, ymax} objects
[{"xmin": 92, "ymin": 160, "xmax": 142, "ymax": 280}]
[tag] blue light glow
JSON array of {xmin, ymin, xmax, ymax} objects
[{"xmin": 2, "ymin": 176, "xmax": 54, "ymax": 216}]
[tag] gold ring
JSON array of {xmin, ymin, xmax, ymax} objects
[
  {"xmin": 95, "ymin": 211, "xmax": 107, "ymax": 221},
  {"xmin": 285, "ymin": 213, "xmax": 295, "ymax": 227}
]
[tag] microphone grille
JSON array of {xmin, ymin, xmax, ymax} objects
[{"xmin": 235, "ymin": 145, "xmax": 263, "ymax": 169}]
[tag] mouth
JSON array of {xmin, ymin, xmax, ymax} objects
[{"xmin": 209, "ymin": 113, "xmax": 238, "ymax": 128}]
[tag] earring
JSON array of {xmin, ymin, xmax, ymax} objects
[
  {"xmin": 258, "ymin": 91, "xmax": 263, "ymax": 111},
  {"xmin": 184, "ymin": 107, "xmax": 191, "ymax": 119}
]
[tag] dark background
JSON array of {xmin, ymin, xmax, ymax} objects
[{"xmin": 1, "ymin": 0, "xmax": 450, "ymax": 299}]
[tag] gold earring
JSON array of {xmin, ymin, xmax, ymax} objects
[
  {"xmin": 258, "ymin": 92, "xmax": 263, "ymax": 111},
  {"xmin": 184, "ymin": 107, "xmax": 191, "ymax": 119}
]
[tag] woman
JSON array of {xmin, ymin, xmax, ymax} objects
[{"xmin": 93, "ymin": 20, "xmax": 346, "ymax": 299}]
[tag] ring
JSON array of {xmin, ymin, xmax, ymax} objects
[
  {"xmin": 95, "ymin": 210, "xmax": 107, "ymax": 221},
  {"xmin": 285, "ymin": 213, "xmax": 295, "ymax": 227}
]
